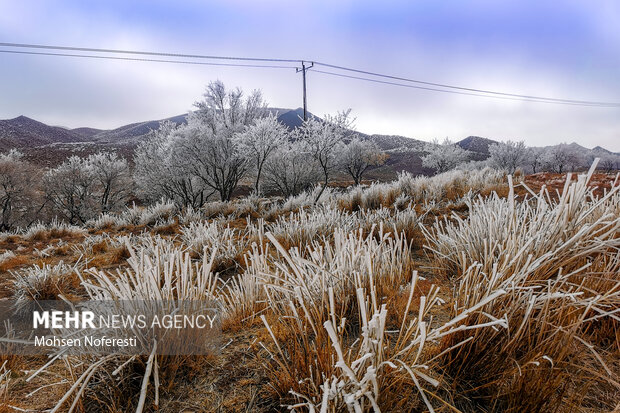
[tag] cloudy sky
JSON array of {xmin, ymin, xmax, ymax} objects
[{"xmin": 1, "ymin": 0, "xmax": 619, "ymax": 150}]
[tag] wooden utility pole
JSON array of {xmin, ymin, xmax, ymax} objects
[{"xmin": 296, "ymin": 61, "xmax": 314, "ymax": 121}]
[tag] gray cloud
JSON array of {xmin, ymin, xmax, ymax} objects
[{"xmin": 0, "ymin": 0, "xmax": 618, "ymax": 150}]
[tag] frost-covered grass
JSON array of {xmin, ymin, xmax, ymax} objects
[
  {"xmin": 32, "ymin": 239, "xmax": 221, "ymax": 412},
  {"xmin": 11, "ymin": 261, "xmax": 82, "ymax": 312},
  {"xmin": 180, "ymin": 219, "xmax": 248, "ymax": 272},
  {"xmin": 6, "ymin": 165, "xmax": 619, "ymax": 412},
  {"xmin": 0, "ymin": 250, "xmax": 16, "ymax": 263},
  {"xmin": 425, "ymin": 165, "xmax": 620, "ymax": 411},
  {"xmin": 86, "ymin": 200, "xmax": 179, "ymax": 229},
  {"xmin": 0, "ymin": 360, "xmax": 10, "ymax": 403},
  {"xmin": 22, "ymin": 220, "xmax": 86, "ymax": 241},
  {"xmin": 256, "ymin": 228, "xmax": 506, "ymax": 411}
]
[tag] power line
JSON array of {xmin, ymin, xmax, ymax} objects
[
  {"xmin": 312, "ymin": 61, "xmax": 620, "ymax": 106},
  {"xmin": 310, "ymin": 69, "xmax": 620, "ymax": 107},
  {"xmin": 1, "ymin": 41, "xmax": 619, "ymax": 107},
  {"xmin": 0, "ymin": 41, "xmax": 300, "ymax": 63},
  {"xmin": 0, "ymin": 49, "xmax": 296, "ymax": 69}
]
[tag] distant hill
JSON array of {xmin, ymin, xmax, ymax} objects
[
  {"xmin": 71, "ymin": 127, "xmax": 104, "ymax": 139},
  {"xmin": 2, "ymin": 111, "xmax": 616, "ymax": 174},
  {"xmin": 0, "ymin": 116, "xmax": 85, "ymax": 151},
  {"xmin": 457, "ymin": 136, "xmax": 498, "ymax": 155},
  {"xmin": 91, "ymin": 114, "xmax": 188, "ymax": 145},
  {"xmin": 592, "ymin": 146, "xmax": 612, "ymax": 155}
]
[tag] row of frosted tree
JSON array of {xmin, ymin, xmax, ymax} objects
[
  {"xmin": 422, "ymin": 138, "xmax": 620, "ymax": 174},
  {"xmin": 1, "ymin": 81, "xmax": 618, "ymax": 230},
  {"xmin": 134, "ymin": 81, "xmax": 385, "ymax": 208},
  {"xmin": 0, "ymin": 81, "xmax": 386, "ymax": 229}
]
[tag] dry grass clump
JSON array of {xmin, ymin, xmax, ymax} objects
[
  {"xmin": 277, "ymin": 186, "xmax": 337, "ymax": 214},
  {"xmin": 219, "ymin": 233, "xmax": 271, "ymax": 328},
  {"xmin": 73, "ymin": 234, "xmax": 132, "ymax": 267},
  {"xmin": 152, "ymin": 217, "xmax": 179, "ymax": 235},
  {"xmin": 180, "ymin": 220, "xmax": 248, "ymax": 272},
  {"xmin": 200, "ymin": 194, "xmax": 278, "ymax": 220},
  {"xmin": 86, "ymin": 213, "xmax": 124, "ymax": 230},
  {"xmin": 337, "ymin": 182, "xmax": 400, "ymax": 211},
  {"xmin": 332, "ymin": 167, "xmax": 508, "ymax": 213},
  {"xmin": 0, "ymin": 361, "xmax": 11, "ymax": 411},
  {"xmin": 369, "ymin": 207, "xmax": 423, "ymax": 245},
  {"xmin": 424, "ymin": 164, "xmax": 620, "ymax": 411},
  {"xmin": 263, "ymin": 225, "xmax": 416, "ymax": 311},
  {"xmin": 267, "ymin": 207, "xmax": 359, "ymax": 250},
  {"xmin": 23, "ymin": 220, "xmax": 86, "ymax": 241},
  {"xmin": 86, "ymin": 200, "xmax": 179, "ymax": 230},
  {"xmin": 11, "ymin": 261, "xmax": 83, "ymax": 312},
  {"xmin": 0, "ymin": 254, "xmax": 28, "ymax": 273},
  {"xmin": 397, "ymin": 167, "xmax": 508, "ymax": 203},
  {"xmin": 257, "ymin": 229, "xmax": 506, "ymax": 411},
  {"xmin": 0, "ymin": 251, "xmax": 16, "ymax": 264},
  {"xmin": 126, "ymin": 201, "xmax": 178, "ymax": 227},
  {"xmin": 35, "ymin": 239, "xmax": 222, "ymax": 413},
  {"xmin": 221, "ymin": 222, "xmax": 419, "ymax": 331}
]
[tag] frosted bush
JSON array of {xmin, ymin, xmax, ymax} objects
[
  {"xmin": 86, "ymin": 213, "xmax": 128, "ymax": 229},
  {"xmin": 11, "ymin": 261, "xmax": 79, "ymax": 312},
  {"xmin": 22, "ymin": 220, "xmax": 86, "ymax": 241},
  {"xmin": 180, "ymin": 220, "xmax": 247, "ymax": 270},
  {"xmin": 267, "ymin": 207, "xmax": 358, "ymax": 248},
  {"xmin": 423, "ymin": 164, "xmax": 620, "ymax": 410},
  {"xmin": 259, "ymin": 231, "xmax": 506, "ymax": 411},
  {"xmin": 0, "ymin": 250, "xmax": 15, "ymax": 263}
]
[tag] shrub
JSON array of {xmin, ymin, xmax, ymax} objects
[
  {"xmin": 424, "ymin": 166, "xmax": 620, "ymax": 411},
  {"xmin": 11, "ymin": 261, "xmax": 82, "ymax": 313},
  {"xmin": 35, "ymin": 240, "xmax": 222, "ymax": 413}
]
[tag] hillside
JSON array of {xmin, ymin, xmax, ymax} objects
[
  {"xmin": 0, "ymin": 116, "xmax": 86, "ymax": 151},
  {"xmin": 457, "ymin": 135, "xmax": 497, "ymax": 156},
  {"xmin": 2, "ymin": 112, "xmax": 616, "ymax": 173}
]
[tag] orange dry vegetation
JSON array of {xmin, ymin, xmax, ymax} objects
[{"xmin": 0, "ymin": 169, "xmax": 618, "ymax": 412}]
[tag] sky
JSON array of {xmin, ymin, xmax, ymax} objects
[{"xmin": 1, "ymin": 0, "xmax": 619, "ymax": 150}]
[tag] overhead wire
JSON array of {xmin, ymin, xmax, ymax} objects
[
  {"xmin": 309, "ymin": 68, "xmax": 620, "ymax": 107},
  {"xmin": 1, "ymin": 42, "xmax": 619, "ymax": 107},
  {"xmin": 312, "ymin": 61, "xmax": 620, "ymax": 106},
  {"xmin": 0, "ymin": 41, "xmax": 300, "ymax": 63},
  {"xmin": 0, "ymin": 50, "xmax": 297, "ymax": 69}
]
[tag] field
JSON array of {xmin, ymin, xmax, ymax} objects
[{"xmin": 0, "ymin": 166, "xmax": 618, "ymax": 412}]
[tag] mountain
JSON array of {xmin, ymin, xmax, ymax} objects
[
  {"xmin": 71, "ymin": 127, "xmax": 104, "ymax": 139},
  {"xmin": 366, "ymin": 134, "xmax": 426, "ymax": 152},
  {"xmin": 457, "ymin": 136, "xmax": 498, "ymax": 155},
  {"xmin": 0, "ymin": 116, "xmax": 86, "ymax": 151},
  {"xmin": 2, "ymin": 112, "xmax": 616, "ymax": 174},
  {"xmin": 91, "ymin": 114, "xmax": 188, "ymax": 144},
  {"xmin": 592, "ymin": 146, "xmax": 612, "ymax": 154}
]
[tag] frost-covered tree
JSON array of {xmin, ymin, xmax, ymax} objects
[
  {"xmin": 44, "ymin": 156, "xmax": 97, "ymax": 224},
  {"xmin": 86, "ymin": 152, "xmax": 132, "ymax": 213},
  {"xmin": 0, "ymin": 150, "xmax": 41, "ymax": 230},
  {"xmin": 300, "ymin": 110, "xmax": 354, "ymax": 202},
  {"xmin": 488, "ymin": 140, "xmax": 528, "ymax": 174},
  {"xmin": 236, "ymin": 114, "xmax": 288, "ymax": 194},
  {"xmin": 135, "ymin": 81, "xmax": 268, "ymax": 203},
  {"xmin": 599, "ymin": 154, "xmax": 620, "ymax": 172},
  {"xmin": 177, "ymin": 81, "xmax": 267, "ymax": 201},
  {"xmin": 193, "ymin": 80, "xmax": 266, "ymax": 133},
  {"xmin": 421, "ymin": 138, "xmax": 470, "ymax": 173},
  {"xmin": 134, "ymin": 121, "xmax": 211, "ymax": 208},
  {"xmin": 526, "ymin": 147, "xmax": 546, "ymax": 174},
  {"xmin": 174, "ymin": 116, "xmax": 247, "ymax": 202},
  {"xmin": 339, "ymin": 138, "xmax": 387, "ymax": 185},
  {"xmin": 263, "ymin": 140, "xmax": 321, "ymax": 197},
  {"xmin": 543, "ymin": 143, "xmax": 583, "ymax": 173}
]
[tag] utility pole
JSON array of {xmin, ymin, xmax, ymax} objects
[{"xmin": 296, "ymin": 61, "xmax": 314, "ymax": 121}]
